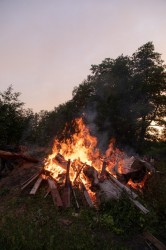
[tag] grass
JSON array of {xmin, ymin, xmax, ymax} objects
[{"xmin": 0, "ymin": 159, "xmax": 166, "ymax": 250}]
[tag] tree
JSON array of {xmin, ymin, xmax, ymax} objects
[
  {"xmin": 69, "ymin": 42, "xmax": 166, "ymax": 150},
  {"xmin": 0, "ymin": 85, "xmax": 32, "ymax": 146},
  {"xmin": 131, "ymin": 42, "xmax": 166, "ymax": 145}
]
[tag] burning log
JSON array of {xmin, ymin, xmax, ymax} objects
[
  {"xmin": 53, "ymin": 153, "xmax": 68, "ymax": 170},
  {"xmin": 79, "ymin": 180, "xmax": 94, "ymax": 208},
  {"xmin": 114, "ymin": 157, "xmax": 154, "ymax": 184},
  {"xmin": 73, "ymin": 162, "xmax": 86, "ymax": 184},
  {"xmin": 0, "ymin": 150, "xmax": 39, "ymax": 163},
  {"xmin": 83, "ymin": 164, "xmax": 121, "ymax": 202},
  {"xmin": 99, "ymin": 160, "xmax": 107, "ymax": 181},
  {"xmin": 83, "ymin": 165, "xmax": 99, "ymax": 189},
  {"xmin": 47, "ymin": 177, "xmax": 63, "ymax": 208},
  {"xmin": 62, "ymin": 159, "xmax": 71, "ymax": 208},
  {"xmin": 30, "ymin": 175, "xmax": 43, "ymax": 195}
]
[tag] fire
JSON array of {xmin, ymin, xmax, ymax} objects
[
  {"xmin": 44, "ymin": 118, "xmax": 101, "ymax": 180},
  {"xmin": 44, "ymin": 117, "xmax": 148, "ymax": 197}
]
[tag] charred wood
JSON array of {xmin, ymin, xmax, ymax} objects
[
  {"xmin": 62, "ymin": 159, "xmax": 71, "ymax": 208},
  {"xmin": 73, "ymin": 163, "xmax": 86, "ymax": 184},
  {"xmin": 99, "ymin": 160, "xmax": 107, "ymax": 182},
  {"xmin": 53, "ymin": 153, "xmax": 68, "ymax": 169},
  {"xmin": 83, "ymin": 165, "xmax": 99, "ymax": 189},
  {"xmin": 71, "ymin": 187, "xmax": 80, "ymax": 209},
  {"xmin": 79, "ymin": 181, "xmax": 93, "ymax": 208}
]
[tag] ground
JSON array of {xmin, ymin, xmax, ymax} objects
[{"xmin": 0, "ymin": 159, "xmax": 165, "ymax": 250}]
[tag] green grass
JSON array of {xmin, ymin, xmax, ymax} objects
[{"xmin": 0, "ymin": 159, "xmax": 166, "ymax": 250}]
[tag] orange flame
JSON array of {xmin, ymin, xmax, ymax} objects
[{"xmin": 44, "ymin": 117, "xmax": 147, "ymax": 193}]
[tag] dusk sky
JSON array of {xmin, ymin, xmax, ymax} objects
[{"xmin": 0, "ymin": 0, "xmax": 166, "ymax": 112}]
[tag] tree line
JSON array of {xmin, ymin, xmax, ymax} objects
[{"xmin": 0, "ymin": 42, "xmax": 165, "ymax": 154}]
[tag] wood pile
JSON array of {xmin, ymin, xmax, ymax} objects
[{"xmin": 21, "ymin": 153, "xmax": 151, "ymax": 214}]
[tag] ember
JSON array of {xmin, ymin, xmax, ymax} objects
[{"xmin": 22, "ymin": 118, "xmax": 154, "ymax": 214}]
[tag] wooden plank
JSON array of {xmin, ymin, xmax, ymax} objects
[
  {"xmin": 21, "ymin": 173, "xmax": 40, "ymax": 190},
  {"xmin": 143, "ymin": 231, "xmax": 166, "ymax": 250},
  {"xmin": 44, "ymin": 188, "xmax": 50, "ymax": 198},
  {"xmin": 62, "ymin": 160, "xmax": 71, "ymax": 208},
  {"xmin": 129, "ymin": 197, "xmax": 149, "ymax": 214},
  {"xmin": 47, "ymin": 178, "xmax": 63, "ymax": 207},
  {"xmin": 29, "ymin": 176, "xmax": 43, "ymax": 195},
  {"xmin": 52, "ymin": 153, "xmax": 68, "ymax": 169},
  {"xmin": 71, "ymin": 187, "xmax": 80, "ymax": 209},
  {"xmin": 80, "ymin": 182, "xmax": 93, "ymax": 208},
  {"xmin": 73, "ymin": 163, "xmax": 86, "ymax": 184},
  {"xmin": 21, "ymin": 172, "xmax": 40, "ymax": 186},
  {"xmin": 106, "ymin": 171, "xmax": 138, "ymax": 199}
]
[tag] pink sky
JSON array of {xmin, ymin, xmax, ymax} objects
[{"xmin": 0, "ymin": 0, "xmax": 166, "ymax": 112}]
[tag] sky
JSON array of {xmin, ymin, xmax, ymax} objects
[{"xmin": 0, "ymin": 0, "xmax": 166, "ymax": 112}]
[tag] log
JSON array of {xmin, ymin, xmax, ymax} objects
[
  {"xmin": 29, "ymin": 175, "xmax": 43, "ymax": 195},
  {"xmin": 0, "ymin": 150, "xmax": 39, "ymax": 163},
  {"xmin": 106, "ymin": 171, "xmax": 138, "ymax": 199},
  {"xmin": 99, "ymin": 160, "xmax": 107, "ymax": 181},
  {"xmin": 62, "ymin": 159, "xmax": 71, "ymax": 208},
  {"xmin": 47, "ymin": 178, "xmax": 63, "ymax": 207},
  {"xmin": 98, "ymin": 179, "xmax": 122, "ymax": 202},
  {"xmin": 52, "ymin": 153, "xmax": 68, "ymax": 170},
  {"xmin": 73, "ymin": 163, "xmax": 86, "ymax": 184},
  {"xmin": 83, "ymin": 165, "xmax": 99, "ymax": 187}
]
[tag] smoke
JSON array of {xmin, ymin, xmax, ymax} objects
[{"xmin": 83, "ymin": 102, "xmax": 111, "ymax": 154}]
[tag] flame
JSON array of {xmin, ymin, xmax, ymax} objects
[
  {"xmin": 44, "ymin": 117, "xmax": 147, "ymax": 198},
  {"xmin": 44, "ymin": 118, "xmax": 101, "ymax": 179}
]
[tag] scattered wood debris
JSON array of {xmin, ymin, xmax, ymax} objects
[
  {"xmin": 0, "ymin": 147, "xmax": 39, "ymax": 179},
  {"xmin": 143, "ymin": 231, "xmax": 166, "ymax": 250}
]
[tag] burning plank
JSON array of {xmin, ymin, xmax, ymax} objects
[
  {"xmin": 53, "ymin": 153, "xmax": 68, "ymax": 170},
  {"xmin": 47, "ymin": 178, "xmax": 63, "ymax": 208},
  {"xmin": 73, "ymin": 162, "xmax": 86, "ymax": 184}
]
